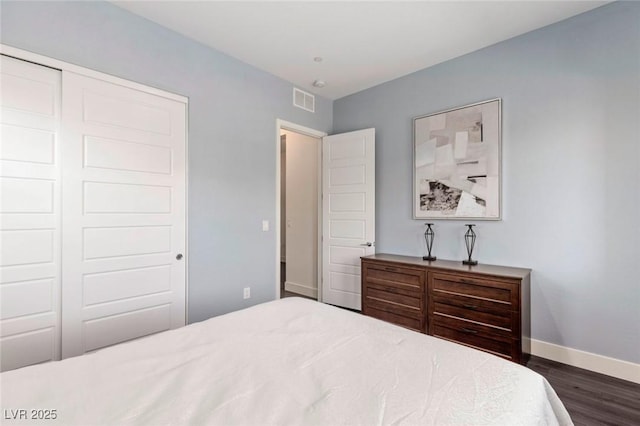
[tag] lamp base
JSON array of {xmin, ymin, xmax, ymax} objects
[
  {"xmin": 462, "ymin": 259, "xmax": 478, "ymax": 266},
  {"xmin": 422, "ymin": 256, "xmax": 437, "ymax": 261}
]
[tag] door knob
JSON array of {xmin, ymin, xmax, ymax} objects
[
  {"xmin": 176, "ymin": 253, "xmax": 184, "ymax": 260},
  {"xmin": 360, "ymin": 242, "xmax": 373, "ymax": 247}
]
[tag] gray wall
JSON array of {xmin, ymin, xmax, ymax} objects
[
  {"xmin": 334, "ymin": 1, "xmax": 639, "ymax": 363},
  {"xmin": 0, "ymin": 1, "xmax": 333, "ymax": 322}
]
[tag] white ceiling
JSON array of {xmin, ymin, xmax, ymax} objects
[{"xmin": 112, "ymin": 1, "xmax": 608, "ymax": 100}]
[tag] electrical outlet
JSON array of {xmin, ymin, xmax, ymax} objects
[{"xmin": 243, "ymin": 287, "xmax": 251, "ymax": 299}]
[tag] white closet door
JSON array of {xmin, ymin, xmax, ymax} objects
[
  {"xmin": 61, "ymin": 71, "xmax": 186, "ymax": 358},
  {"xmin": 0, "ymin": 55, "xmax": 62, "ymax": 371}
]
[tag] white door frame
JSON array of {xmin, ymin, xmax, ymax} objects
[
  {"xmin": 275, "ymin": 119, "xmax": 326, "ymax": 300},
  {"xmin": 0, "ymin": 44, "xmax": 190, "ymax": 325}
]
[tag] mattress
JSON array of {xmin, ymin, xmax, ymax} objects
[{"xmin": 0, "ymin": 297, "xmax": 572, "ymax": 425}]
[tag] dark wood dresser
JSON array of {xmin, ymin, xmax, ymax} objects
[{"xmin": 361, "ymin": 254, "xmax": 531, "ymax": 364}]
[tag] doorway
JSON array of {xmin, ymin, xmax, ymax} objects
[
  {"xmin": 275, "ymin": 120, "xmax": 326, "ymax": 301},
  {"xmin": 278, "ymin": 126, "xmax": 323, "ymax": 300},
  {"xmin": 275, "ymin": 120, "xmax": 376, "ymax": 310}
]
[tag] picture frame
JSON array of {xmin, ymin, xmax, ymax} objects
[{"xmin": 413, "ymin": 98, "xmax": 502, "ymax": 220}]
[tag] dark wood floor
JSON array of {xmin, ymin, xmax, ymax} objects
[{"xmin": 527, "ymin": 356, "xmax": 640, "ymax": 426}]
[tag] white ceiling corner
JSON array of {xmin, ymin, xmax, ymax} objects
[{"xmin": 111, "ymin": 1, "xmax": 609, "ymax": 100}]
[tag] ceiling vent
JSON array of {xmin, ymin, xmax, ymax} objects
[{"xmin": 293, "ymin": 88, "xmax": 315, "ymax": 113}]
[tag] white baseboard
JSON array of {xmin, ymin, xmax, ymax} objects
[
  {"xmin": 527, "ymin": 338, "xmax": 640, "ymax": 384},
  {"xmin": 284, "ymin": 281, "xmax": 317, "ymax": 299}
]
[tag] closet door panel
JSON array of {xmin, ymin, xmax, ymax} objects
[
  {"xmin": 0, "ymin": 328, "xmax": 55, "ymax": 372},
  {"xmin": 1, "ymin": 278, "xmax": 54, "ymax": 319},
  {"xmin": 0, "ymin": 124, "xmax": 55, "ymax": 164},
  {"xmin": 84, "ymin": 135, "xmax": 171, "ymax": 174},
  {"xmin": 61, "ymin": 71, "xmax": 186, "ymax": 358},
  {"xmin": 83, "ymin": 304, "xmax": 172, "ymax": 353},
  {"xmin": 0, "ymin": 55, "xmax": 61, "ymax": 371},
  {"xmin": 0, "ymin": 229, "xmax": 54, "ymax": 266}
]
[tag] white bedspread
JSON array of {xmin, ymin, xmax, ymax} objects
[{"xmin": 0, "ymin": 298, "xmax": 572, "ymax": 425}]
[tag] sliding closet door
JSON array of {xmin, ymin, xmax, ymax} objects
[
  {"xmin": 61, "ymin": 72, "xmax": 186, "ymax": 358},
  {"xmin": 0, "ymin": 56, "xmax": 61, "ymax": 371}
]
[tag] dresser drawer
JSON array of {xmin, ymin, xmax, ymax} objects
[
  {"xmin": 365, "ymin": 307, "xmax": 424, "ymax": 333},
  {"xmin": 431, "ymin": 272, "xmax": 518, "ymax": 307},
  {"xmin": 430, "ymin": 311, "xmax": 512, "ymax": 340},
  {"xmin": 432, "ymin": 300, "xmax": 513, "ymax": 331},
  {"xmin": 431, "ymin": 290, "xmax": 511, "ymax": 314},
  {"xmin": 363, "ymin": 262, "xmax": 425, "ymax": 293},
  {"xmin": 365, "ymin": 287, "xmax": 423, "ymax": 318},
  {"xmin": 431, "ymin": 317, "xmax": 513, "ymax": 360}
]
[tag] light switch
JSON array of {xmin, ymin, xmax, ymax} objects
[{"xmin": 262, "ymin": 220, "xmax": 269, "ymax": 231}]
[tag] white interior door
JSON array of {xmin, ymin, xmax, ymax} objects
[
  {"xmin": 0, "ymin": 55, "xmax": 62, "ymax": 371},
  {"xmin": 322, "ymin": 128, "xmax": 375, "ymax": 310},
  {"xmin": 61, "ymin": 71, "xmax": 186, "ymax": 358}
]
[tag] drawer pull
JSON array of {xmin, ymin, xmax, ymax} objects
[
  {"xmin": 463, "ymin": 304, "xmax": 478, "ymax": 310},
  {"xmin": 461, "ymin": 328, "xmax": 478, "ymax": 334},
  {"xmin": 384, "ymin": 267, "xmax": 398, "ymax": 272}
]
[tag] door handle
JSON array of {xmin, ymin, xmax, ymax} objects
[
  {"xmin": 176, "ymin": 253, "xmax": 184, "ymax": 260},
  {"xmin": 360, "ymin": 242, "xmax": 373, "ymax": 247}
]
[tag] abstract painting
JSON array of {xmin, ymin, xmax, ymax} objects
[{"xmin": 413, "ymin": 99, "xmax": 501, "ymax": 220}]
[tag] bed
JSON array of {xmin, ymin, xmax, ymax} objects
[{"xmin": 0, "ymin": 297, "xmax": 571, "ymax": 425}]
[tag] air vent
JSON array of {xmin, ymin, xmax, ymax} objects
[{"xmin": 293, "ymin": 88, "xmax": 315, "ymax": 113}]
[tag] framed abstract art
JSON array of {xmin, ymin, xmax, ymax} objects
[{"xmin": 413, "ymin": 98, "xmax": 501, "ymax": 220}]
